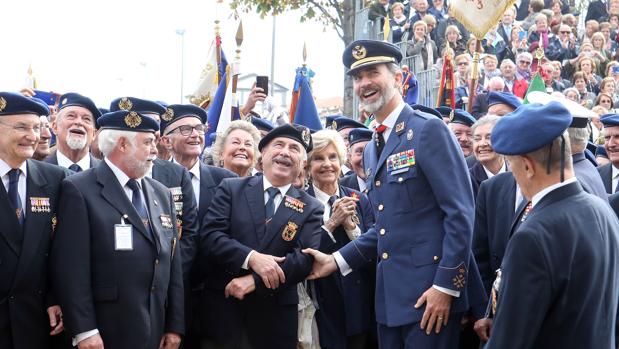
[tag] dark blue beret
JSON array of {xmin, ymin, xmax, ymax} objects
[
  {"xmin": 601, "ymin": 114, "xmax": 619, "ymax": 127},
  {"xmin": 348, "ymin": 128, "xmax": 373, "ymax": 146},
  {"xmin": 109, "ymin": 97, "xmax": 166, "ymax": 116},
  {"xmin": 98, "ymin": 110, "xmax": 159, "ymax": 133},
  {"xmin": 325, "ymin": 115, "xmax": 341, "ymax": 129},
  {"xmin": 0, "ymin": 92, "xmax": 50, "ymax": 116},
  {"xmin": 411, "ymin": 104, "xmax": 442, "ymax": 120},
  {"xmin": 488, "ymin": 92, "xmax": 522, "ymax": 110},
  {"xmin": 492, "ymin": 102, "xmax": 571, "ymax": 155},
  {"xmin": 98, "ymin": 108, "xmax": 110, "ymax": 115},
  {"xmin": 58, "ymin": 92, "xmax": 101, "ymax": 120},
  {"xmin": 451, "ymin": 109, "xmax": 476, "ymax": 127},
  {"xmin": 251, "ymin": 116, "xmax": 274, "ymax": 132},
  {"xmin": 436, "ymin": 106, "xmax": 453, "ymax": 117},
  {"xmin": 332, "ymin": 116, "xmax": 366, "ymax": 131},
  {"xmin": 160, "ymin": 104, "xmax": 207, "ymax": 134},
  {"xmin": 31, "ymin": 97, "xmax": 51, "ymax": 116},
  {"xmin": 258, "ymin": 123, "xmax": 313, "ymax": 152},
  {"xmin": 596, "ymin": 145, "xmax": 608, "ymax": 159},
  {"xmin": 342, "ymin": 39, "xmax": 402, "ymax": 75}
]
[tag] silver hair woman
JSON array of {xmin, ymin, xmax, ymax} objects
[{"xmin": 211, "ymin": 120, "xmax": 261, "ymax": 177}]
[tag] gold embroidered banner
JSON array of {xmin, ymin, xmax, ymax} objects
[{"xmin": 450, "ymin": 0, "xmax": 517, "ymax": 39}]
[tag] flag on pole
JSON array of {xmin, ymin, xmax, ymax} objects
[
  {"xmin": 216, "ymin": 62, "xmax": 241, "ymax": 134},
  {"xmin": 189, "ymin": 41, "xmax": 229, "ymax": 109},
  {"xmin": 289, "ymin": 66, "xmax": 322, "ymax": 130},
  {"xmin": 523, "ymin": 73, "xmax": 546, "ymax": 104},
  {"xmin": 402, "ymin": 66, "xmax": 419, "ymax": 106},
  {"xmin": 435, "ymin": 54, "xmax": 456, "ymax": 109},
  {"xmin": 383, "ymin": 16, "xmax": 391, "ymax": 41}
]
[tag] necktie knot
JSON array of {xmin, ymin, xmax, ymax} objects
[
  {"xmin": 127, "ymin": 179, "xmax": 141, "ymax": 193},
  {"xmin": 8, "ymin": 168, "xmax": 20, "ymax": 183},
  {"xmin": 267, "ymin": 187, "xmax": 280, "ymax": 199},
  {"xmin": 69, "ymin": 163, "xmax": 82, "ymax": 173},
  {"xmin": 265, "ymin": 187, "xmax": 280, "ymax": 221},
  {"xmin": 328, "ymin": 195, "xmax": 338, "ymax": 207},
  {"xmin": 376, "ymin": 124, "xmax": 387, "ymax": 134}
]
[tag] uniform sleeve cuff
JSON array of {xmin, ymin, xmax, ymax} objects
[
  {"xmin": 433, "ymin": 285, "xmax": 460, "ymax": 298},
  {"xmin": 73, "ymin": 329, "xmax": 99, "ymax": 346},
  {"xmin": 333, "ymin": 251, "xmax": 353, "ymax": 276},
  {"xmin": 242, "ymin": 250, "xmax": 255, "ymax": 270}
]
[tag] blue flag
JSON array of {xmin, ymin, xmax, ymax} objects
[
  {"xmin": 206, "ymin": 71, "xmax": 228, "ymax": 146},
  {"xmin": 290, "ymin": 67, "xmax": 322, "ymax": 131}
]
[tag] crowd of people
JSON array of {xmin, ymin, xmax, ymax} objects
[
  {"xmin": 369, "ymin": 0, "xmax": 619, "ymax": 134},
  {"xmin": 3, "ymin": 2, "xmax": 619, "ymax": 349}
]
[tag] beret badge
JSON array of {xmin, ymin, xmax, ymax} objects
[
  {"xmin": 0, "ymin": 97, "xmax": 6, "ymax": 112},
  {"xmin": 162, "ymin": 108, "xmax": 174, "ymax": 121},
  {"xmin": 125, "ymin": 111, "xmax": 142, "ymax": 128},
  {"xmin": 118, "ymin": 97, "xmax": 133, "ymax": 111}
]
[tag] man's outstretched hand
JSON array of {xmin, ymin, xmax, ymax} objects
[{"xmin": 302, "ymin": 248, "xmax": 338, "ymax": 280}]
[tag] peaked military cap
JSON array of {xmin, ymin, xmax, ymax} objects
[{"xmin": 343, "ymin": 39, "xmax": 403, "ymax": 75}]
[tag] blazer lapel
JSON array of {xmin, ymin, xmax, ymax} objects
[
  {"xmin": 97, "ymin": 162, "xmax": 153, "ymax": 245},
  {"xmin": 13, "ymin": 160, "xmax": 50, "ymax": 287},
  {"xmin": 198, "ymin": 163, "xmax": 217, "ymax": 218},
  {"xmin": 142, "ymin": 179, "xmax": 161, "ymax": 253},
  {"xmin": 245, "ymin": 176, "xmax": 267, "ymax": 241},
  {"xmin": 0, "ymin": 176, "xmax": 22, "ymax": 255},
  {"xmin": 259, "ymin": 185, "xmax": 299, "ymax": 250}
]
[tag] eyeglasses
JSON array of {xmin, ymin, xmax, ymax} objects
[
  {"xmin": 519, "ymin": 61, "xmax": 532, "ymax": 65},
  {"xmin": 0, "ymin": 120, "xmax": 41, "ymax": 134},
  {"xmin": 457, "ymin": 62, "xmax": 469, "ymax": 66},
  {"xmin": 166, "ymin": 124, "xmax": 207, "ymax": 136},
  {"xmin": 560, "ymin": 31, "xmax": 571, "ymax": 34}
]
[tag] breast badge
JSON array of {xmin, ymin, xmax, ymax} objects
[{"xmin": 282, "ymin": 221, "xmax": 299, "ymax": 241}]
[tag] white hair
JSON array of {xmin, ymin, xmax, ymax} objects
[
  {"xmin": 309, "ymin": 129, "xmax": 347, "ymax": 164},
  {"xmin": 98, "ymin": 129, "xmax": 137, "ymax": 157}
]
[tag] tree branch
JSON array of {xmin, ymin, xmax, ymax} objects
[{"xmin": 307, "ymin": 0, "xmax": 344, "ymax": 39}]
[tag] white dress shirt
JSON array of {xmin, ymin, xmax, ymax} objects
[
  {"xmin": 357, "ymin": 176, "xmax": 367, "ymax": 192},
  {"xmin": 612, "ymin": 165, "xmax": 619, "ymax": 194},
  {"xmin": 0, "ymin": 159, "xmax": 27, "ymax": 219},
  {"xmin": 482, "ymin": 161, "xmax": 507, "ymax": 180},
  {"xmin": 241, "ymin": 176, "xmax": 292, "ymax": 270},
  {"xmin": 74, "ymin": 157, "xmax": 147, "ymax": 346},
  {"xmin": 313, "ymin": 184, "xmax": 361, "ymax": 243},
  {"xmin": 375, "ymin": 102, "xmax": 406, "ymax": 143},
  {"xmin": 531, "ymin": 177, "xmax": 577, "ymax": 208},
  {"xmin": 56, "ymin": 150, "xmax": 91, "ymax": 171}
]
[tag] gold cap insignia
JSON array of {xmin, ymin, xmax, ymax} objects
[
  {"xmin": 0, "ymin": 97, "xmax": 6, "ymax": 112},
  {"xmin": 449, "ymin": 110, "xmax": 455, "ymax": 122},
  {"xmin": 332, "ymin": 120, "xmax": 338, "ymax": 130},
  {"xmin": 282, "ymin": 221, "xmax": 299, "ymax": 241},
  {"xmin": 162, "ymin": 108, "xmax": 174, "ymax": 121},
  {"xmin": 118, "ymin": 97, "xmax": 133, "ymax": 111},
  {"xmin": 125, "ymin": 111, "xmax": 142, "ymax": 128},
  {"xmin": 301, "ymin": 128, "xmax": 310, "ymax": 146},
  {"xmin": 62, "ymin": 98, "xmax": 68, "ymax": 105},
  {"xmin": 352, "ymin": 45, "xmax": 367, "ymax": 60}
]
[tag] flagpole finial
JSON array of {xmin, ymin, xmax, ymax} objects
[
  {"xmin": 235, "ymin": 20, "xmax": 243, "ymax": 63},
  {"xmin": 302, "ymin": 42, "xmax": 307, "ymax": 65}
]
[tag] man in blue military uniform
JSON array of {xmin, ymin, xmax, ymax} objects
[
  {"xmin": 599, "ymin": 114, "xmax": 619, "ymax": 194},
  {"xmin": 304, "ymin": 39, "xmax": 475, "ymax": 348},
  {"xmin": 197, "ymin": 124, "xmax": 323, "ymax": 349},
  {"xmin": 50, "ymin": 110, "xmax": 184, "ymax": 349},
  {"xmin": 485, "ymin": 102, "xmax": 619, "ymax": 348},
  {"xmin": 0, "ymin": 92, "xmax": 70, "ymax": 349},
  {"xmin": 44, "ymin": 92, "xmax": 102, "ymax": 172}
]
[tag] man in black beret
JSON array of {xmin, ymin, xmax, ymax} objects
[
  {"xmin": 0, "ymin": 92, "xmax": 70, "ymax": 349},
  {"xmin": 45, "ymin": 92, "xmax": 101, "ymax": 172},
  {"xmin": 340, "ymin": 128, "xmax": 373, "ymax": 192},
  {"xmin": 197, "ymin": 123, "xmax": 322, "ymax": 349},
  {"xmin": 50, "ymin": 110, "xmax": 184, "ymax": 349}
]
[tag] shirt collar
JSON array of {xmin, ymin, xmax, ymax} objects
[
  {"xmin": 57, "ymin": 150, "xmax": 90, "ymax": 170},
  {"xmin": 105, "ymin": 157, "xmax": 144, "ymax": 189},
  {"xmin": 262, "ymin": 175, "xmax": 291, "ymax": 197},
  {"xmin": 312, "ymin": 184, "xmax": 340, "ymax": 204},
  {"xmin": 189, "ymin": 159, "xmax": 201, "ymax": 180},
  {"xmin": 531, "ymin": 177, "xmax": 577, "ymax": 208},
  {"xmin": 612, "ymin": 165, "xmax": 619, "ymax": 180},
  {"xmin": 0, "ymin": 159, "xmax": 27, "ymax": 178},
  {"xmin": 482, "ymin": 161, "xmax": 507, "ymax": 179},
  {"xmin": 378, "ymin": 102, "xmax": 405, "ymax": 130}
]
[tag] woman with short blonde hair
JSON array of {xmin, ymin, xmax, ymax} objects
[{"xmin": 211, "ymin": 120, "xmax": 261, "ymax": 177}]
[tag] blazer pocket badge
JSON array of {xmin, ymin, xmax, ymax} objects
[
  {"xmin": 284, "ymin": 196, "xmax": 304, "ymax": 213},
  {"xmin": 30, "ymin": 197, "xmax": 51, "ymax": 213},
  {"xmin": 160, "ymin": 214, "xmax": 173, "ymax": 229},
  {"xmin": 282, "ymin": 221, "xmax": 299, "ymax": 241}
]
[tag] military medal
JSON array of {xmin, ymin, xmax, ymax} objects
[
  {"xmin": 282, "ymin": 221, "xmax": 299, "ymax": 241},
  {"xmin": 284, "ymin": 196, "xmax": 305, "ymax": 213},
  {"xmin": 30, "ymin": 197, "xmax": 51, "ymax": 213},
  {"xmin": 407, "ymin": 129, "xmax": 414, "ymax": 141},
  {"xmin": 160, "ymin": 214, "xmax": 173, "ymax": 229},
  {"xmin": 395, "ymin": 122, "xmax": 405, "ymax": 133}
]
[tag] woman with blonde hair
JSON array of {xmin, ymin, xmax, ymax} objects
[
  {"xmin": 211, "ymin": 120, "xmax": 261, "ymax": 177},
  {"xmin": 406, "ymin": 20, "xmax": 438, "ymax": 70},
  {"xmin": 304, "ymin": 129, "xmax": 375, "ymax": 349}
]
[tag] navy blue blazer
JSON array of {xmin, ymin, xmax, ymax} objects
[
  {"xmin": 50, "ymin": 161, "xmax": 184, "ymax": 349},
  {"xmin": 307, "ymin": 185, "xmax": 375, "ymax": 348},
  {"xmin": 197, "ymin": 175, "xmax": 323, "ymax": 344},
  {"xmin": 472, "ymin": 172, "xmax": 519, "ymax": 295},
  {"xmin": 43, "ymin": 151, "xmax": 100, "ymax": 171},
  {"xmin": 469, "ymin": 162, "xmax": 489, "ymax": 198},
  {"xmin": 598, "ymin": 163, "xmax": 613, "ymax": 194},
  {"xmin": 0, "ymin": 160, "xmax": 69, "ymax": 349},
  {"xmin": 339, "ymin": 173, "xmax": 361, "ymax": 192},
  {"xmin": 487, "ymin": 182, "xmax": 619, "ymax": 348},
  {"xmin": 611, "ymin": 192, "xmax": 619, "ymax": 218},
  {"xmin": 572, "ymin": 152, "xmax": 608, "ymax": 201},
  {"xmin": 338, "ymin": 104, "xmax": 475, "ymax": 327}
]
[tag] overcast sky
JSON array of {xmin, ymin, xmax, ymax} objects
[{"xmin": 1, "ymin": 0, "xmax": 345, "ymax": 108}]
